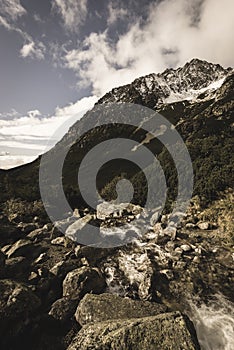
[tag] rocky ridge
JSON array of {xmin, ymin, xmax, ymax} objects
[{"xmin": 98, "ymin": 58, "xmax": 231, "ymax": 108}]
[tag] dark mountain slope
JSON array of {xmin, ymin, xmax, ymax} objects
[{"xmin": 0, "ymin": 59, "xmax": 233, "ymax": 211}]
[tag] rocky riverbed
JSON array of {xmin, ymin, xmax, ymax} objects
[{"xmin": 0, "ymin": 194, "xmax": 233, "ymax": 349}]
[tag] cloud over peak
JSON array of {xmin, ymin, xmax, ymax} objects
[{"xmin": 65, "ymin": 0, "xmax": 234, "ymax": 97}]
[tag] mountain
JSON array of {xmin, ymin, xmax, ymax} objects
[
  {"xmin": 98, "ymin": 58, "xmax": 230, "ymax": 107},
  {"xmin": 1, "ymin": 59, "xmax": 233, "ymax": 209},
  {"xmin": 0, "ymin": 59, "xmax": 233, "ymax": 349}
]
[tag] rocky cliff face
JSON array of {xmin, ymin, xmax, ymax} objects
[
  {"xmin": 98, "ymin": 58, "xmax": 230, "ymax": 107},
  {"xmin": 0, "ymin": 59, "xmax": 233, "ymax": 349}
]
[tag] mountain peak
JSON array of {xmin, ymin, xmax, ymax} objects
[{"xmin": 98, "ymin": 58, "xmax": 231, "ymax": 108}]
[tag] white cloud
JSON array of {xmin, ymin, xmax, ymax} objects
[
  {"xmin": 52, "ymin": 0, "xmax": 88, "ymax": 32},
  {"xmin": 0, "ymin": 96, "xmax": 98, "ymax": 169},
  {"xmin": 65, "ymin": 0, "xmax": 234, "ymax": 97},
  {"xmin": 0, "ymin": 0, "xmax": 32, "ymax": 42},
  {"xmin": 107, "ymin": 2, "xmax": 128, "ymax": 25},
  {"xmin": 0, "ymin": 0, "xmax": 26, "ymax": 20},
  {"xmin": 20, "ymin": 41, "xmax": 46, "ymax": 60},
  {"xmin": 27, "ymin": 110, "xmax": 41, "ymax": 118},
  {"xmin": 54, "ymin": 95, "xmax": 98, "ymax": 119},
  {"xmin": 0, "ymin": 15, "xmax": 12, "ymax": 30},
  {"xmin": 0, "ymin": 13, "xmax": 28, "ymax": 38}
]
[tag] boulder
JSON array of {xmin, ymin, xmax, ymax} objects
[
  {"xmin": 1, "ymin": 244, "xmax": 12, "ymax": 254},
  {"xmin": 65, "ymin": 215, "xmax": 93, "ymax": 243},
  {"xmin": 197, "ymin": 222, "xmax": 210, "ymax": 230},
  {"xmin": 181, "ymin": 244, "xmax": 192, "ymax": 252},
  {"xmin": 76, "ymin": 293, "xmax": 167, "ymax": 326},
  {"xmin": 63, "ymin": 266, "xmax": 106, "ymax": 299},
  {"xmin": 6, "ymin": 239, "xmax": 35, "ymax": 259},
  {"xmin": 96, "ymin": 202, "xmax": 143, "ymax": 221},
  {"xmin": 0, "ymin": 224, "xmax": 22, "ymax": 246},
  {"xmin": 0, "ymin": 279, "xmax": 41, "ymax": 334},
  {"xmin": 50, "ymin": 260, "xmax": 80, "ymax": 280},
  {"xmin": 51, "ymin": 237, "xmax": 67, "ymax": 246},
  {"xmin": 27, "ymin": 228, "xmax": 49, "ymax": 242},
  {"xmin": 34, "ymin": 271, "xmax": 62, "ymax": 307},
  {"xmin": 51, "ymin": 236, "xmax": 75, "ymax": 248},
  {"xmin": 5, "ymin": 256, "xmax": 30, "ymax": 278},
  {"xmin": 68, "ymin": 312, "xmax": 200, "ymax": 350},
  {"xmin": 75, "ymin": 246, "xmax": 117, "ymax": 266},
  {"xmin": 49, "ymin": 297, "xmax": 79, "ymax": 324},
  {"xmin": 164, "ymin": 226, "xmax": 177, "ymax": 240}
]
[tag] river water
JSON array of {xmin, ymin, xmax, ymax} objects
[{"xmin": 188, "ymin": 294, "xmax": 234, "ymax": 350}]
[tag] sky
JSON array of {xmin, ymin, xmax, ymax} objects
[{"xmin": 0, "ymin": 0, "xmax": 233, "ymax": 168}]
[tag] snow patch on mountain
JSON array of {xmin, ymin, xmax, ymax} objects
[{"xmin": 164, "ymin": 77, "xmax": 226, "ymax": 104}]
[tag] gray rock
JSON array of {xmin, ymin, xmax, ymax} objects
[
  {"xmin": 34, "ymin": 252, "xmax": 48, "ymax": 264},
  {"xmin": 5, "ymin": 257, "xmax": 30, "ymax": 277},
  {"xmin": 0, "ymin": 279, "xmax": 41, "ymax": 335},
  {"xmin": 65, "ymin": 215, "xmax": 93, "ymax": 242},
  {"xmin": 49, "ymin": 297, "xmax": 79, "ymax": 323},
  {"xmin": 96, "ymin": 202, "xmax": 142, "ymax": 220},
  {"xmin": 165, "ymin": 241, "xmax": 175, "ymax": 252},
  {"xmin": 50, "ymin": 260, "xmax": 79, "ymax": 279},
  {"xmin": 28, "ymin": 271, "xmax": 39, "ymax": 282},
  {"xmin": 197, "ymin": 222, "xmax": 210, "ymax": 230},
  {"xmin": 0, "ymin": 224, "xmax": 22, "ymax": 246},
  {"xmin": 51, "ymin": 237, "xmax": 67, "ymax": 246},
  {"xmin": 181, "ymin": 244, "xmax": 192, "ymax": 252},
  {"xmin": 164, "ymin": 226, "xmax": 177, "ymax": 240},
  {"xmin": 76, "ymin": 293, "xmax": 167, "ymax": 326},
  {"xmin": 27, "ymin": 228, "xmax": 49, "ymax": 241},
  {"xmin": 63, "ymin": 266, "xmax": 106, "ymax": 299},
  {"xmin": 73, "ymin": 209, "xmax": 80, "ymax": 218},
  {"xmin": 1, "ymin": 244, "xmax": 12, "ymax": 254},
  {"xmin": 6, "ymin": 239, "xmax": 34, "ymax": 259},
  {"xmin": 150, "ymin": 212, "xmax": 160, "ymax": 226},
  {"xmin": 193, "ymin": 256, "xmax": 200, "ymax": 264},
  {"xmin": 75, "ymin": 246, "xmax": 117, "ymax": 266},
  {"xmin": 68, "ymin": 311, "xmax": 200, "ymax": 350}
]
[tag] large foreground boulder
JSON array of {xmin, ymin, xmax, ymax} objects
[
  {"xmin": 76, "ymin": 293, "xmax": 167, "ymax": 326},
  {"xmin": 68, "ymin": 311, "xmax": 200, "ymax": 350}
]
